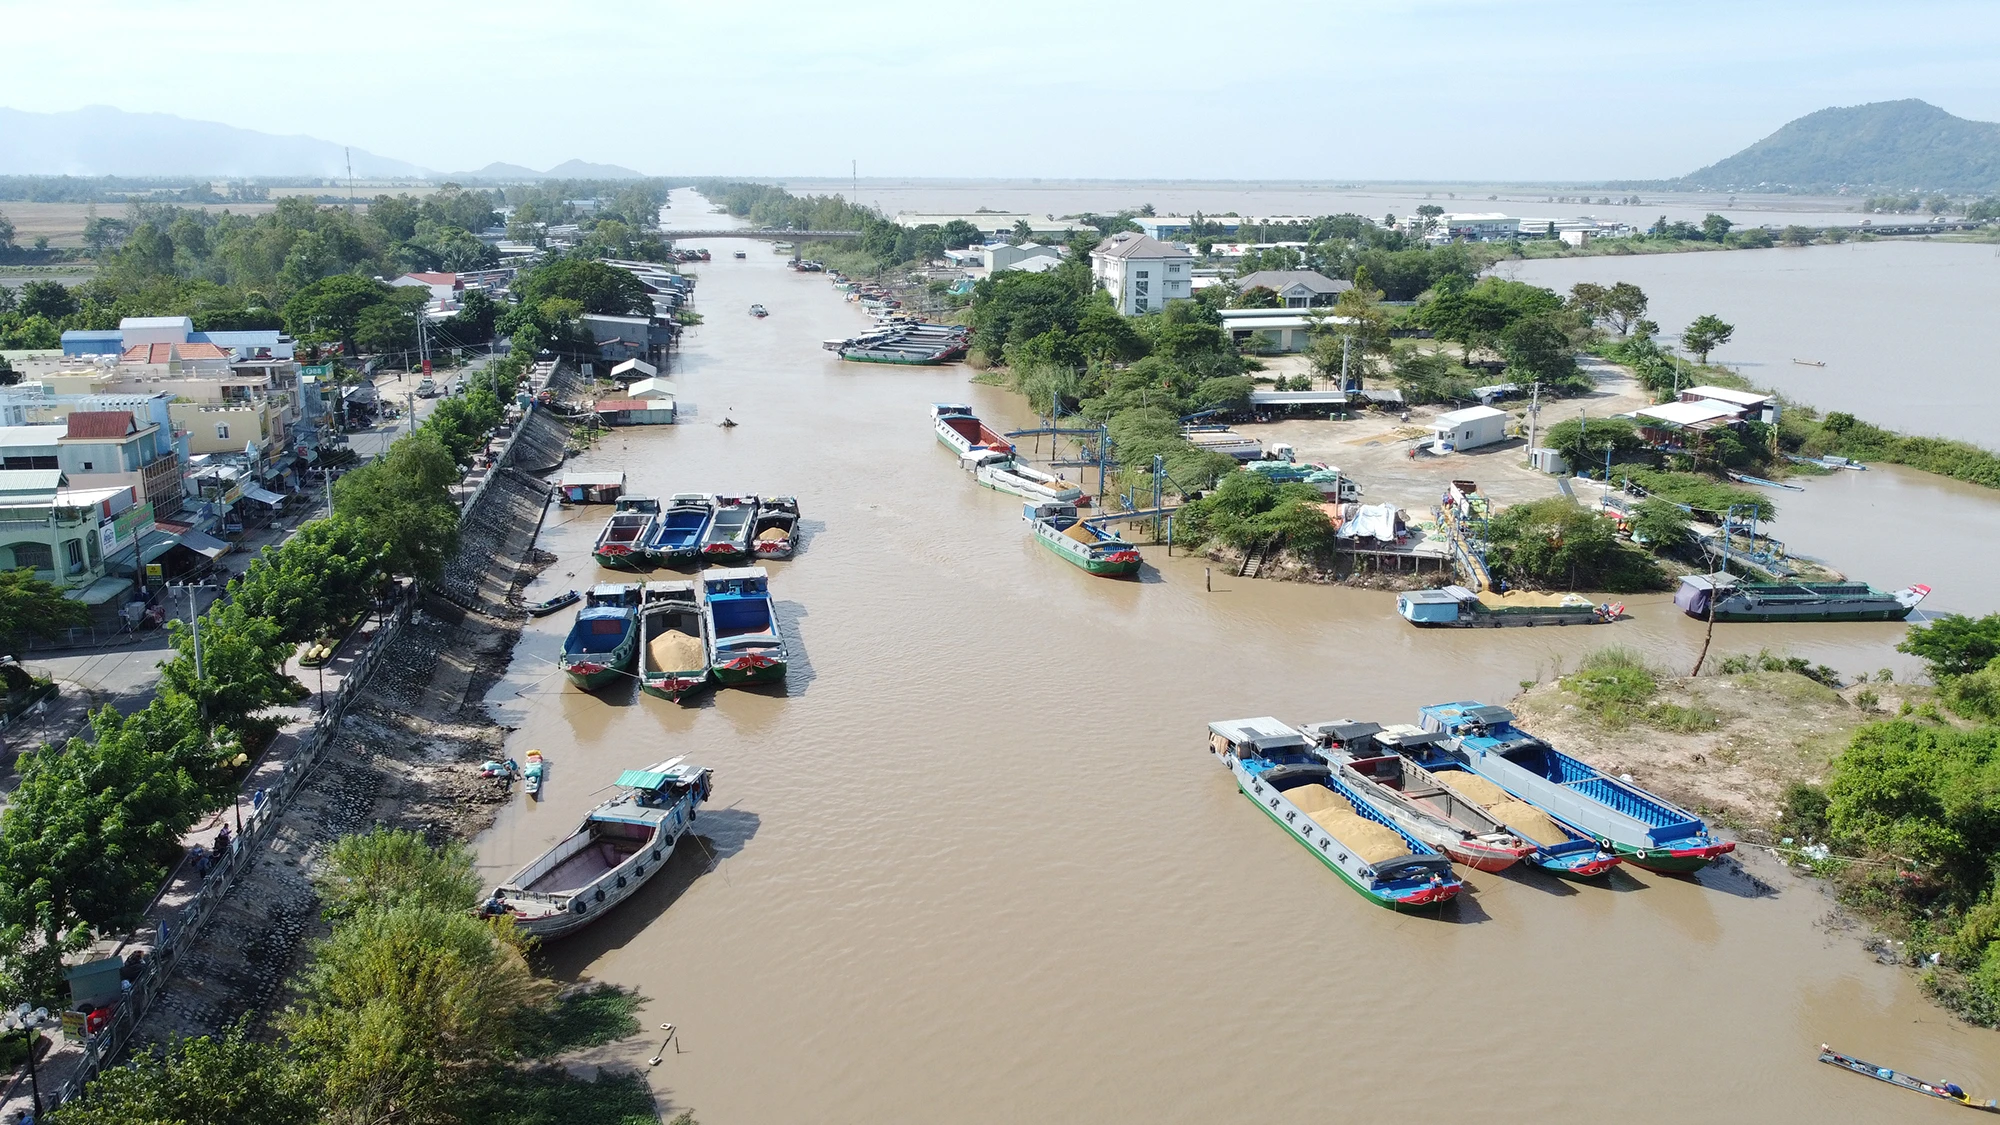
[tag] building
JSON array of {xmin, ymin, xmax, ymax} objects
[
  {"xmin": 1679, "ymin": 385, "xmax": 1777, "ymax": 423},
  {"xmin": 891, "ymin": 213, "xmax": 1087, "ymax": 240},
  {"xmin": 624, "ymin": 377, "xmax": 676, "ymax": 401},
  {"xmin": 1628, "ymin": 399, "xmax": 1745, "ymax": 451},
  {"xmin": 986, "ymin": 243, "xmax": 1061, "ymax": 275},
  {"xmin": 1089, "ymin": 233, "xmax": 1193, "ymax": 316},
  {"xmin": 1431, "ymin": 405, "xmax": 1510, "ymax": 451},
  {"xmin": 1218, "ymin": 308, "xmax": 1350, "ymax": 354},
  {"xmin": 1232, "ymin": 270, "xmax": 1353, "ymax": 308},
  {"xmin": 592, "ymin": 398, "xmax": 676, "ymax": 425},
  {"xmin": 581, "ymin": 314, "xmax": 674, "ymax": 366}
]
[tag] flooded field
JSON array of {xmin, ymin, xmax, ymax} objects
[{"xmin": 470, "ymin": 194, "xmax": 1995, "ymax": 1124}]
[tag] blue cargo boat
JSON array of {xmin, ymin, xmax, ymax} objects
[
  {"xmin": 1207, "ymin": 717, "xmax": 1461, "ymax": 911},
  {"xmin": 1418, "ymin": 702, "xmax": 1735, "ymax": 873},
  {"xmin": 701, "ymin": 566, "xmax": 788, "ymax": 687},
  {"xmin": 646, "ymin": 493, "xmax": 715, "ymax": 566}
]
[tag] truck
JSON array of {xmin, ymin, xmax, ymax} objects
[{"xmin": 416, "ymin": 377, "xmax": 439, "ymax": 398}]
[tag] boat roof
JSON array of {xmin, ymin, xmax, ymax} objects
[
  {"xmin": 643, "ymin": 579, "xmax": 696, "ymax": 594},
  {"xmin": 577, "ymin": 606, "xmax": 633, "ymax": 621},
  {"xmin": 592, "ymin": 582, "xmax": 639, "ymax": 596},
  {"xmin": 616, "ymin": 757, "xmax": 697, "ymax": 790},
  {"xmin": 1298, "ymin": 719, "xmax": 1382, "ymax": 743},
  {"xmin": 1422, "ymin": 701, "xmax": 1517, "ymax": 728},
  {"xmin": 1401, "ymin": 589, "xmax": 1461, "ymax": 605},
  {"xmin": 1208, "ymin": 716, "xmax": 1310, "ymax": 751},
  {"xmin": 931, "ymin": 402, "xmax": 973, "ymax": 414},
  {"xmin": 1677, "ymin": 572, "xmax": 1736, "ymax": 591},
  {"xmin": 1373, "ymin": 725, "xmax": 1446, "ymax": 750},
  {"xmin": 703, "ymin": 565, "xmax": 769, "ymax": 581},
  {"xmin": 560, "ymin": 471, "xmax": 625, "ymax": 486}
]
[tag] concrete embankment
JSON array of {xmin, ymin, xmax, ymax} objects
[{"xmin": 131, "ymin": 404, "xmax": 573, "ymax": 1050}]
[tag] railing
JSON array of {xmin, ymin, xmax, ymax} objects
[{"xmin": 51, "ymin": 593, "xmax": 417, "ymax": 1106}]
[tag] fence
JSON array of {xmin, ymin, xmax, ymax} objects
[{"xmin": 49, "ymin": 592, "xmax": 416, "ymax": 1105}]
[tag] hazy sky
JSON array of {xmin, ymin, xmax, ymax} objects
[{"xmin": 5, "ymin": 0, "xmax": 1997, "ymax": 180}]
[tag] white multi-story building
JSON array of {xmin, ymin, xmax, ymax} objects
[{"xmin": 1089, "ymin": 232, "xmax": 1193, "ymax": 315}]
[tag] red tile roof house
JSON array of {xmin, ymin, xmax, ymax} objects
[{"xmin": 393, "ymin": 272, "xmax": 465, "ymax": 305}]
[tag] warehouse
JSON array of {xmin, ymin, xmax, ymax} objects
[{"xmin": 1430, "ymin": 405, "xmax": 1509, "ymax": 451}]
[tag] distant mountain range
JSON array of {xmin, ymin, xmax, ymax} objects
[
  {"xmin": 0, "ymin": 105, "xmax": 646, "ymax": 182},
  {"xmin": 1664, "ymin": 100, "xmax": 2000, "ymax": 194}
]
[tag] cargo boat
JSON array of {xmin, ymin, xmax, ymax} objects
[
  {"xmin": 700, "ymin": 496, "xmax": 757, "ymax": 562},
  {"xmin": 1024, "ymin": 501, "xmax": 1141, "ymax": 577},
  {"xmin": 751, "ymin": 496, "xmax": 801, "ymax": 559},
  {"xmin": 486, "ymin": 757, "xmax": 712, "ymax": 939},
  {"xmin": 592, "ymin": 496, "xmax": 660, "ymax": 571},
  {"xmin": 931, "ymin": 403, "xmax": 1013, "ymax": 457},
  {"xmin": 969, "ymin": 452, "xmax": 1084, "ymax": 503},
  {"xmin": 1419, "ymin": 701, "xmax": 1735, "ymax": 873},
  {"xmin": 1674, "ymin": 573, "xmax": 1929, "ymax": 623},
  {"xmin": 1207, "ymin": 717, "xmax": 1462, "ymax": 911},
  {"xmin": 1299, "ymin": 721, "xmax": 1534, "ymax": 873},
  {"xmin": 559, "ymin": 584, "xmax": 642, "ymax": 691},
  {"xmin": 702, "ymin": 567, "xmax": 788, "ymax": 687},
  {"xmin": 1398, "ymin": 585, "xmax": 1622, "ymax": 628},
  {"xmin": 638, "ymin": 580, "xmax": 712, "ymax": 701},
  {"xmin": 645, "ymin": 493, "xmax": 715, "ymax": 566}
]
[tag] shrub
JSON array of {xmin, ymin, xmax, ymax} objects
[{"xmin": 1778, "ymin": 781, "xmax": 1831, "ymax": 841}]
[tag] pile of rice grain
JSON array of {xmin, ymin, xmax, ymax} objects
[{"xmin": 756, "ymin": 527, "xmax": 789, "ymax": 542}]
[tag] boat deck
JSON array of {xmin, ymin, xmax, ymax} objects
[{"xmin": 522, "ymin": 837, "xmax": 646, "ymax": 894}]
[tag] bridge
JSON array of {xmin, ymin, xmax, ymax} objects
[{"xmin": 664, "ymin": 229, "xmax": 863, "ymax": 241}]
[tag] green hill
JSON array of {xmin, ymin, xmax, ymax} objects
[{"xmin": 1672, "ymin": 100, "xmax": 2000, "ymax": 194}]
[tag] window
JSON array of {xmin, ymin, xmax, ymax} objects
[
  {"xmin": 1135, "ymin": 280, "xmax": 1149, "ymax": 296},
  {"xmin": 1167, "ymin": 263, "xmax": 1182, "ymax": 273},
  {"xmin": 216, "ymin": 424, "xmax": 230, "ymax": 440},
  {"xmin": 1135, "ymin": 270, "xmax": 1149, "ymax": 278},
  {"xmin": 64, "ymin": 539, "xmax": 84, "ymax": 575},
  {"xmin": 1135, "ymin": 298, "xmax": 1149, "ymax": 312},
  {"xmin": 2, "ymin": 456, "xmax": 57, "ymax": 471},
  {"xmin": 80, "ymin": 461, "xmax": 93, "ymax": 471},
  {"xmin": 9, "ymin": 543, "xmax": 52, "ymax": 571}
]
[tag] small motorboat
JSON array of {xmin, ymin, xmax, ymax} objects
[
  {"xmin": 749, "ymin": 304, "xmax": 769, "ymax": 317},
  {"xmin": 733, "ymin": 251, "xmax": 747, "ymax": 259},
  {"xmin": 523, "ymin": 750, "xmax": 547, "ymax": 798},
  {"xmin": 1818, "ymin": 1044, "xmax": 1999, "ymax": 1109},
  {"xmin": 1792, "ymin": 358, "xmax": 1827, "ymax": 367},
  {"xmin": 526, "ymin": 589, "xmax": 580, "ymax": 617}
]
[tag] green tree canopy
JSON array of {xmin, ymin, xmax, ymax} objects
[
  {"xmin": 49, "ymin": 1020, "xmax": 316, "ymax": 1125},
  {"xmin": 514, "ymin": 258, "xmax": 650, "ymax": 316},
  {"xmin": 0, "ymin": 567, "xmax": 91, "ymax": 639},
  {"xmin": 1899, "ymin": 614, "xmax": 2000, "ymax": 681},
  {"xmin": 1682, "ymin": 313, "xmax": 1735, "ymax": 363},
  {"xmin": 284, "ymin": 275, "xmax": 395, "ymax": 353},
  {"xmin": 333, "ymin": 432, "xmax": 461, "ymax": 581}
]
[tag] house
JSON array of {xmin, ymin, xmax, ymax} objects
[
  {"xmin": 1218, "ymin": 309, "xmax": 1349, "ymax": 355},
  {"xmin": 985, "ymin": 243, "xmax": 1061, "ymax": 275},
  {"xmin": 392, "ymin": 272, "xmax": 464, "ymax": 304},
  {"xmin": 1629, "ymin": 399, "xmax": 1747, "ymax": 451},
  {"xmin": 592, "ymin": 398, "xmax": 675, "ymax": 425},
  {"xmin": 624, "ymin": 377, "xmax": 676, "ymax": 401},
  {"xmin": 1679, "ymin": 385, "xmax": 1777, "ymax": 423},
  {"xmin": 1431, "ymin": 405, "xmax": 1510, "ymax": 451},
  {"xmin": 608, "ymin": 357, "xmax": 658, "ymax": 382},
  {"xmin": 581, "ymin": 314, "xmax": 673, "ymax": 366},
  {"xmin": 1089, "ymin": 233, "xmax": 1193, "ymax": 316},
  {"xmin": 1233, "ymin": 270, "xmax": 1352, "ymax": 308}
]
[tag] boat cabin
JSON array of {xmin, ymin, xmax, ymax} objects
[
  {"xmin": 1025, "ymin": 500, "xmax": 1079, "ymax": 525},
  {"xmin": 1208, "ymin": 716, "xmax": 1316, "ymax": 765},
  {"xmin": 559, "ymin": 470, "xmax": 625, "ymax": 504}
]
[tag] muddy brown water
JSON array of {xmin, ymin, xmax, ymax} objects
[{"xmin": 472, "ymin": 196, "xmax": 1997, "ymax": 1123}]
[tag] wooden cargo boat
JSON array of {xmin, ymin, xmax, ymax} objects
[
  {"xmin": 592, "ymin": 496, "xmax": 660, "ymax": 571},
  {"xmin": 526, "ymin": 589, "xmax": 579, "ymax": 617},
  {"xmin": 699, "ymin": 496, "xmax": 757, "ymax": 563},
  {"xmin": 1025, "ymin": 501, "xmax": 1141, "ymax": 577},
  {"xmin": 558, "ymin": 584, "xmax": 642, "ymax": 691},
  {"xmin": 1674, "ymin": 572, "xmax": 1928, "ymax": 623},
  {"xmin": 1300, "ymin": 721, "xmax": 1534, "ymax": 873},
  {"xmin": 1398, "ymin": 586, "xmax": 1620, "ymax": 628},
  {"xmin": 751, "ymin": 496, "xmax": 801, "ymax": 559},
  {"xmin": 485, "ymin": 758, "xmax": 713, "ymax": 939},
  {"xmin": 931, "ymin": 403, "xmax": 1013, "ymax": 457},
  {"xmin": 1419, "ymin": 701, "xmax": 1735, "ymax": 873},
  {"xmin": 1207, "ymin": 717, "xmax": 1461, "ymax": 911},
  {"xmin": 702, "ymin": 567, "xmax": 788, "ymax": 687},
  {"xmin": 638, "ymin": 580, "xmax": 711, "ymax": 702},
  {"xmin": 646, "ymin": 493, "xmax": 715, "ymax": 566}
]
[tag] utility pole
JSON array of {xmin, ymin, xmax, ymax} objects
[
  {"xmin": 1525, "ymin": 381, "xmax": 1541, "ymax": 460},
  {"xmin": 345, "ymin": 147, "xmax": 355, "ymax": 214}
]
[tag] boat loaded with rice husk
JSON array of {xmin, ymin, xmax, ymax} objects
[
  {"xmin": 702, "ymin": 566, "xmax": 788, "ymax": 687},
  {"xmin": 1298, "ymin": 720, "xmax": 1535, "ymax": 874},
  {"xmin": 1674, "ymin": 572, "xmax": 1929, "ymax": 623},
  {"xmin": 1419, "ymin": 701, "xmax": 1735, "ymax": 873},
  {"xmin": 700, "ymin": 495, "xmax": 758, "ymax": 563},
  {"xmin": 559, "ymin": 583, "xmax": 642, "ymax": 691},
  {"xmin": 483, "ymin": 757, "xmax": 713, "ymax": 939},
  {"xmin": 1207, "ymin": 717, "xmax": 1462, "ymax": 911},
  {"xmin": 645, "ymin": 493, "xmax": 716, "ymax": 566},
  {"xmin": 637, "ymin": 580, "xmax": 712, "ymax": 701},
  {"xmin": 966, "ymin": 450, "xmax": 1085, "ymax": 503},
  {"xmin": 1024, "ymin": 501, "xmax": 1141, "ymax": 577},
  {"xmin": 931, "ymin": 402, "xmax": 1013, "ymax": 458},
  {"xmin": 751, "ymin": 496, "xmax": 801, "ymax": 559},
  {"xmin": 592, "ymin": 496, "xmax": 660, "ymax": 571}
]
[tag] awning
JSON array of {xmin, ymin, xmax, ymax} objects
[
  {"xmin": 243, "ymin": 486, "xmax": 287, "ymax": 506},
  {"xmin": 141, "ymin": 534, "xmax": 183, "ymax": 563},
  {"xmin": 180, "ymin": 529, "xmax": 230, "ymax": 559}
]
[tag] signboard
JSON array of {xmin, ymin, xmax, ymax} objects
[
  {"xmin": 146, "ymin": 563, "xmax": 163, "ymax": 579},
  {"xmin": 301, "ymin": 362, "xmax": 336, "ymax": 377},
  {"xmin": 109, "ymin": 501, "xmax": 156, "ymax": 548}
]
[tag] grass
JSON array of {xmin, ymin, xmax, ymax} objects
[
  {"xmin": 462, "ymin": 1068, "xmax": 666, "ymax": 1125},
  {"xmin": 1562, "ymin": 646, "xmax": 1729, "ymax": 732},
  {"xmin": 516, "ymin": 984, "xmax": 643, "ymax": 1058}
]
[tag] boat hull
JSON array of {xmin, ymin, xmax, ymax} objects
[
  {"xmin": 1709, "ymin": 606, "xmax": 1914, "ymax": 623},
  {"xmin": 640, "ymin": 674, "xmax": 709, "ymax": 702},
  {"xmin": 713, "ymin": 656, "xmax": 786, "ymax": 687},
  {"xmin": 1240, "ymin": 788, "xmax": 1457, "ymax": 912},
  {"xmin": 1612, "ymin": 840, "xmax": 1736, "ymax": 873},
  {"xmin": 1033, "ymin": 525, "xmax": 1142, "ymax": 577},
  {"xmin": 593, "ymin": 546, "xmax": 651, "ymax": 571},
  {"xmin": 1441, "ymin": 840, "xmax": 1529, "ymax": 873},
  {"xmin": 846, "ymin": 351, "xmax": 945, "ymax": 365},
  {"xmin": 561, "ymin": 658, "xmax": 629, "ymax": 692}
]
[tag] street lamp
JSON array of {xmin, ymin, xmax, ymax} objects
[{"xmin": 1, "ymin": 1004, "xmax": 53, "ymax": 1117}]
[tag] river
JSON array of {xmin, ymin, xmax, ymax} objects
[{"xmin": 470, "ymin": 192, "xmax": 1995, "ymax": 1124}]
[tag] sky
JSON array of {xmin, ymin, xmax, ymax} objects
[{"xmin": 4, "ymin": 0, "xmax": 1998, "ymax": 181}]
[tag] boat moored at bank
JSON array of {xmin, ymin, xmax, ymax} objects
[
  {"xmin": 700, "ymin": 496, "xmax": 758, "ymax": 563},
  {"xmin": 593, "ymin": 496, "xmax": 661, "ymax": 571},
  {"xmin": 1207, "ymin": 717, "xmax": 1462, "ymax": 911},
  {"xmin": 1025, "ymin": 501, "xmax": 1141, "ymax": 577},
  {"xmin": 559, "ymin": 584, "xmax": 643, "ymax": 691},
  {"xmin": 1419, "ymin": 701, "xmax": 1735, "ymax": 873},
  {"xmin": 1299, "ymin": 720, "xmax": 1535, "ymax": 873},
  {"xmin": 702, "ymin": 566, "xmax": 789, "ymax": 687},
  {"xmin": 1674, "ymin": 572, "xmax": 1928, "ymax": 623},
  {"xmin": 751, "ymin": 496, "xmax": 801, "ymax": 558},
  {"xmin": 971, "ymin": 452, "xmax": 1085, "ymax": 503},
  {"xmin": 932, "ymin": 403, "xmax": 1013, "ymax": 458},
  {"xmin": 485, "ymin": 758, "xmax": 714, "ymax": 939},
  {"xmin": 646, "ymin": 493, "xmax": 716, "ymax": 566},
  {"xmin": 638, "ymin": 580, "xmax": 713, "ymax": 702}
]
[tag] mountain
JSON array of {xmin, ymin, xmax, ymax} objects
[
  {"xmin": 0, "ymin": 105, "xmax": 427, "ymax": 179},
  {"xmin": 441, "ymin": 160, "xmax": 648, "ymax": 182},
  {"xmin": 1673, "ymin": 99, "xmax": 2000, "ymax": 193}
]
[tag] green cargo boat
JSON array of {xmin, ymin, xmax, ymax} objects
[
  {"xmin": 1024, "ymin": 501, "xmax": 1141, "ymax": 578},
  {"xmin": 559, "ymin": 584, "xmax": 642, "ymax": 692},
  {"xmin": 1675, "ymin": 573, "xmax": 1929, "ymax": 623},
  {"xmin": 638, "ymin": 580, "xmax": 711, "ymax": 702}
]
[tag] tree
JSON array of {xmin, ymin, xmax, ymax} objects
[
  {"xmin": 1500, "ymin": 314, "xmax": 1580, "ymax": 389},
  {"xmin": 1486, "ymin": 497, "xmax": 1620, "ymax": 589},
  {"xmin": 162, "ymin": 601, "xmax": 293, "ymax": 731},
  {"xmin": 228, "ymin": 518, "xmax": 382, "ymax": 644},
  {"xmin": 320, "ymin": 828, "xmax": 482, "ymax": 920},
  {"xmin": 1011, "ymin": 219, "xmax": 1034, "ymax": 245},
  {"xmin": 0, "ymin": 211, "xmax": 13, "ymax": 250},
  {"xmin": 1630, "ymin": 498, "xmax": 1692, "ymax": 547},
  {"xmin": 0, "ymin": 567, "xmax": 90, "ymax": 639},
  {"xmin": 939, "ymin": 219, "xmax": 982, "ymax": 251},
  {"xmin": 1681, "ymin": 314, "xmax": 1734, "ymax": 363},
  {"xmin": 1234, "ymin": 285, "xmax": 1279, "ymax": 309},
  {"xmin": 1700, "ymin": 213, "xmax": 1734, "ymax": 243},
  {"xmin": 16, "ymin": 280, "xmax": 77, "ymax": 321},
  {"xmin": 1603, "ymin": 282, "xmax": 1648, "ymax": 336},
  {"xmin": 284, "ymin": 275, "xmax": 394, "ymax": 354},
  {"xmin": 1390, "ymin": 344, "xmax": 1476, "ymax": 404},
  {"xmin": 353, "ymin": 300, "xmax": 417, "ymax": 356},
  {"xmin": 333, "ymin": 432, "xmax": 461, "ymax": 581},
  {"xmin": 1541, "ymin": 416, "xmax": 1640, "ymax": 473},
  {"xmin": 513, "ymin": 258, "xmax": 649, "ymax": 316},
  {"xmin": 52, "ymin": 1020, "xmax": 316, "ymax": 1125},
  {"xmin": 1899, "ymin": 614, "xmax": 2000, "ymax": 681},
  {"xmin": 1568, "ymin": 282, "xmax": 1609, "ymax": 328},
  {"xmin": 1318, "ymin": 268, "xmax": 1391, "ymax": 387}
]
